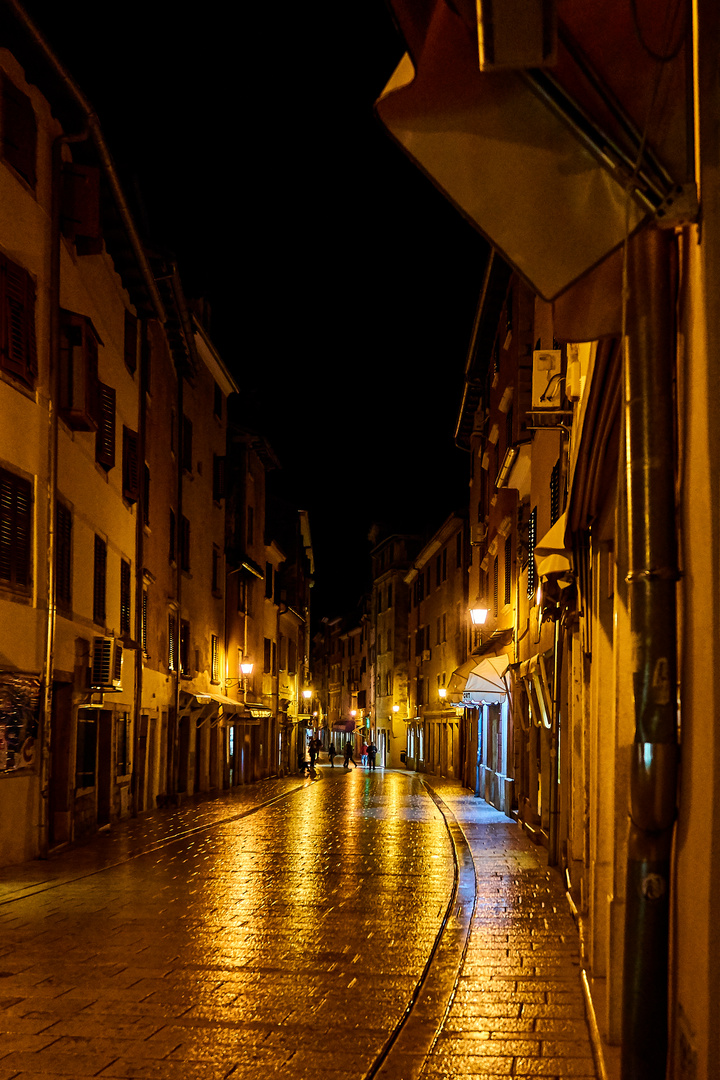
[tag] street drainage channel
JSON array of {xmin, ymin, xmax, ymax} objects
[{"xmin": 365, "ymin": 779, "xmax": 477, "ymax": 1080}]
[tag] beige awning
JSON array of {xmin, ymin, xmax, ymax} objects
[
  {"xmin": 448, "ymin": 654, "xmax": 509, "ymax": 706},
  {"xmin": 534, "ymin": 512, "xmax": 573, "ymax": 579},
  {"xmin": 374, "ymin": 0, "xmax": 690, "ymax": 305}
]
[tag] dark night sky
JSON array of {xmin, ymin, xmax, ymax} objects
[{"xmin": 22, "ymin": 1, "xmax": 488, "ymax": 618}]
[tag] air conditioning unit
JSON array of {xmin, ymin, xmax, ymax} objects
[
  {"xmin": 471, "ymin": 523, "xmax": 488, "ymax": 546},
  {"xmin": 532, "ymin": 350, "xmax": 563, "ymax": 407},
  {"xmin": 91, "ymin": 635, "xmax": 123, "ymax": 690},
  {"xmin": 422, "ymin": 649, "xmax": 431, "ymax": 662},
  {"xmin": 477, "ymin": 0, "xmax": 557, "ymax": 71}
]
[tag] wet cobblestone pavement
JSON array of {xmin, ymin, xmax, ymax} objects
[{"xmin": 0, "ymin": 770, "xmax": 598, "ymax": 1079}]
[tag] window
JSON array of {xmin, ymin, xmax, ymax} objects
[
  {"xmin": 75, "ymin": 712, "xmax": 97, "ymax": 788},
  {"xmin": 442, "ymin": 612, "xmax": 447, "ymax": 642},
  {"xmin": 169, "ymin": 509, "xmax": 176, "ymax": 563},
  {"xmin": 493, "ymin": 556, "xmax": 499, "ymax": 617},
  {"xmin": 0, "ymin": 251, "xmax": 37, "ymax": 388},
  {"xmin": 212, "ymin": 545, "xmax": 221, "ymax": 595},
  {"xmin": 180, "ymin": 516, "xmax": 190, "ymax": 572},
  {"xmin": 272, "ymin": 640, "xmax": 277, "ymax": 676},
  {"xmin": 143, "ymin": 464, "xmax": 150, "ymax": 523},
  {"xmin": 387, "ymin": 583, "xmax": 392, "ymax": 608},
  {"xmin": 141, "ymin": 589, "xmax": 148, "ymax": 655},
  {"xmin": 56, "ymin": 502, "xmax": 72, "ymax": 609},
  {"xmin": 436, "ymin": 554, "xmax": 441, "ymax": 588},
  {"xmin": 436, "ymin": 617, "xmax": 441, "ymax": 646},
  {"xmin": 93, "ymin": 535, "xmax": 106, "ymax": 624},
  {"xmin": 263, "ymin": 636, "xmax": 272, "ymax": 674},
  {"xmin": 0, "ymin": 467, "xmax": 32, "ymax": 596},
  {"xmin": 122, "ymin": 427, "xmax": 140, "ymax": 503},
  {"xmin": 120, "ymin": 558, "xmax": 131, "ymax": 634},
  {"xmin": 279, "ymin": 634, "xmax": 287, "ymax": 671},
  {"xmin": 527, "ymin": 507, "xmax": 537, "ymax": 599},
  {"xmin": 59, "ymin": 311, "xmax": 98, "ymax": 430},
  {"xmin": 265, "ymin": 561, "xmax": 273, "ymax": 599},
  {"xmin": 124, "ymin": 310, "xmax": 137, "ymax": 373},
  {"xmin": 288, "ymin": 638, "xmax": 297, "ymax": 675},
  {"xmin": 116, "ymin": 713, "xmax": 130, "ymax": 777},
  {"xmin": 180, "ymin": 620, "xmax": 190, "ymax": 676},
  {"xmin": 442, "ymin": 547, "xmax": 447, "ymax": 581},
  {"xmin": 387, "ymin": 629, "xmax": 392, "ymax": 653},
  {"xmin": 504, "ymin": 535, "xmax": 512, "ymax": 606},
  {"xmin": 213, "ymin": 454, "xmax": 225, "ymax": 502},
  {"xmin": 61, "ymin": 163, "xmax": 101, "ymax": 253},
  {"xmin": 168, "ymin": 614, "xmax": 177, "ymax": 671},
  {"xmin": 95, "ymin": 383, "xmax": 116, "ymax": 471},
  {"xmin": 1, "ymin": 77, "xmax": 36, "ymax": 187},
  {"xmin": 181, "ymin": 415, "xmax": 193, "ymax": 472}
]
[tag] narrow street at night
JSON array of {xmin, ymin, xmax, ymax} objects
[{"xmin": 0, "ymin": 770, "xmax": 598, "ymax": 1080}]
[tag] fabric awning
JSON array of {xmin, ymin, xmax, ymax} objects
[
  {"xmin": 332, "ymin": 720, "xmax": 356, "ymax": 733},
  {"xmin": 179, "ymin": 692, "xmax": 271, "ymax": 726},
  {"xmin": 448, "ymin": 655, "xmax": 509, "ymax": 706},
  {"xmin": 375, "ymin": 0, "xmax": 689, "ymax": 304},
  {"xmin": 534, "ymin": 512, "xmax": 573, "ymax": 579}
]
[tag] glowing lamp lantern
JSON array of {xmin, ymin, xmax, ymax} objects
[
  {"xmin": 438, "ymin": 687, "xmax": 447, "ymax": 699},
  {"xmin": 240, "ymin": 662, "xmax": 254, "ymax": 676},
  {"xmin": 392, "ymin": 705, "xmax": 399, "ymax": 713},
  {"xmin": 469, "ymin": 607, "xmax": 489, "ymax": 625}
]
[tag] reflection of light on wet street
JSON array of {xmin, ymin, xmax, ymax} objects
[{"xmin": 0, "ymin": 770, "xmax": 456, "ymax": 1076}]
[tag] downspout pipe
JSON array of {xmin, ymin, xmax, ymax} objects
[
  {"xmin": 621, "ymin": 225, "xmax": 678, "ymax": 1080},
  {"xmin": 39, "ymin": 127, "xmax": 88, "ymax": 859}
]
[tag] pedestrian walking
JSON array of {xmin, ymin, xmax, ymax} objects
[
  {"xmin": 314, "ymin": 736, "xmax": 323, "ymax": 762},
  {"xmin": 299, "ymin": 742, "xmax": 310, "ymax": 776},
  {"xmin": 367, "ymin": 741, "xmax": 378, "ymax": 770},
  {"xmin": 361, "ymin": 740, "xmax": 368, "ymax": 766},
  {"xmin": 327, "ymin": 742, "xmax": 337, "ymax": 768},
  {"xmin": 308, "ymin": 738, "xmax": 317, "ymax": 770},
  {"xmin": 344, "ymin": 741, "xmax": 357, "ymax": 769}
]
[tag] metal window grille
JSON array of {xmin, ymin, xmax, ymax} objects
[
  {"xmin": 120, "ymin": 558, "xmax": 131, "ymax": 633},
  {"xmin": 493, "ymin": 556, "xmax": 499, "ymax": 616},
  {"xmin": 527, "ymin": 507, "xmax": 537, "ymax": 599},
  {"xmin": 550, "ymin": 458, "xmax": 561, "ymax": 525},
  {"xmin": 168, "ymin": 614, "xmax": 176, "ymax": 671}
]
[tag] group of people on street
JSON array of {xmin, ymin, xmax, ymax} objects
[{"xmin": 300, "ymin": 736, "xmax": 379, "ymax": 773}]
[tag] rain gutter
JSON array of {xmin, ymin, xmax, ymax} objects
[{"xmin": 621, "ymin": 226, "xmax": 678, "ymax": 1080}]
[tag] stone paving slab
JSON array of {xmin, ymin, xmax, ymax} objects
[{"xmin": 421, "ymin": 778, "xmax": 598, "ymax": 1080}]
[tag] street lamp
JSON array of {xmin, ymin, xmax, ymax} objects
[
  {"xmin": 469, "ymin": 607, "xmax": 489, "ymax": 625},
  {"xmin": 240, "ymin": 661, "xmax": 253, "ymax": 702},
  {"xmin": 438, "ymin": 687, "xmax": 447, "ymax": 699}
]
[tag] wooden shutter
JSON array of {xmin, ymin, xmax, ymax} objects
[
  {"xmin": 95, "ymin": 383, "xmax": 116, "ymax": 470},
  {"xmin": 1, "ymin": 254, "xmax": 37, "ymax": 385},
  {"xmin": 122, "ymin": 427, "xmax": 139, "ymax": 503},
  {"xmin": 2, "ymin": 77, "xmax": 36, "ymax": 187},
  {"xmin": 61, "ymin": 164, "xmax": 101, "ymax": 249},
  {"xmin": 120, "ymin": 558, "xmax": 131, "ymax": 633},
  {"xmin": 56, "ymin": 502, "xmax": 72, "ymax": 608},
  {"xmin": 93, "ymin": 535, "xmax": 106, "ymax": 624},
  {"xmin": 0, "ymin": 467, "xmax": 32, "ymax": 592}
]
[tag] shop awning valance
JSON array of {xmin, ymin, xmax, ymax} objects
[{"xmin": 447, "ymin": 654, "xmax": 509, "ymax": 706}]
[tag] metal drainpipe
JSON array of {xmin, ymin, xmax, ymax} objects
[
  {"xmin": 130, "ymin": 322, "xmax": 148, "ymax": 817},
  {"xmin": 548, "ymin": 613, "xmax": 561, "ymax": 866},
  {"xmin": 39, "ymin": 128, "xmax": 88, "ymax": 859},
  {"xmin": 621, "ymin": 225, "xmax": 678, "ymax": 1080}
]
